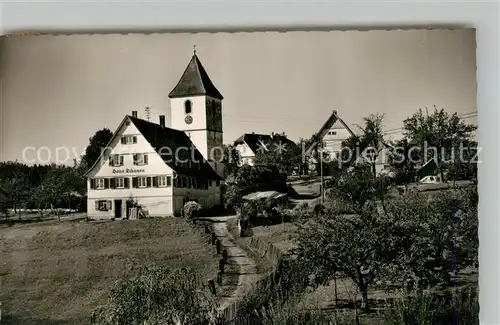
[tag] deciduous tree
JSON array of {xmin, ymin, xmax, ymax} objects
[
  {"xmin": 387, "ymin": 138, "xmax": 419, "ymax": 188},
  {"xmin": 293, "ymin": 202, "xmax": 402, "ymax": 311},
  {"xmin": 402, "ymin": 106, "xmax": 476, "ymax": 181},
  {"xmin": 222, "ymin": 144, "xmax": 241, "ymax": 179},
  {"xmin": 81, "ymin": 128, "xmax": 114, "ymax": 170}
]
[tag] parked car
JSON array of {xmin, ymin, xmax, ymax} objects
[{"xmin": 419, "ymin": 175, "xmax": 442, "ymax": 184}]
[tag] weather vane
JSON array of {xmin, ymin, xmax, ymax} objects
[{"xmin": 193, "ymin": 45, "xmax": 196, "ymax": 55}]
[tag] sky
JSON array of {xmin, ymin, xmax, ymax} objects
[{"xmin": 0, "ymin": 29, "xmax": 477, "ymax": 165}]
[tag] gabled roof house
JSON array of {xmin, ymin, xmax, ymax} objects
[{"xmin": 233, "ymin": 132, "xmax": 298, "ymax": 166}]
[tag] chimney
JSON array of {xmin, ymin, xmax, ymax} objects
[
  {"xmin": 132, "ymin": 111, "xmax": 138, "ymax": 118},
  {"xmin": 271, "ymin": 132, "xmax": 275, "ymax": 137},
  {"xmin": 159, "ymin": 115, "xmax": 165, "ymax": 127}
]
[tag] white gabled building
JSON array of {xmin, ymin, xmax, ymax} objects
[
  {"xmin": 233, "ymin": 132, "xmax": 298, "ymax": 166},
  {"xmin": 84, "ymin": 50, "xmax": 225, "ymax": 219}
]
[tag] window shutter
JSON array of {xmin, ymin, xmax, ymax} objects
[
  {"xmin": 133, "ymin": 154, "xmax": 138, "ymax": 165},
  {"xmin": 173, "ymin": 176, "xmax": 178, "ymax": 188},
  {"xmin": 109, "ymin": 157, "xmax": 113, "ymax": 166},
  {"xmin": 167, "ymin": 176, "xmax": 171, "ymax": 186},
  {"xmin": 106, "ymin": 200, "xmax": 112, "ymax": 210},
  {"xmin": 144, "ymin": 154, "xmax": 148, "ymax": 165},
  {"xmin": 95, "ymin": 201, "xmax": 99, "ymax": 210},
  {"xmin": 120, "ymin": 155, "xmax": 124, "ymax": 166},
  {"xmin": 147, "ymin": 177, "xmax": 152, "ymax": 187},
  {"xmin": 90, "ymin": 179, "xmax": 95, "ymax": 189},
  {"xmin": 104, "ymin": 178, "xmax": 109, "ymax": 189},
  {"xmin": 153, "ymin": 176, "xmax": 158, "ymax": 187},
  {"xmin": 121, "ymin": 137, "xmax": 126, "ymax": 144},
  {"xmin": 132, "ymin": 177, "xmax": 138, "ymax": 188},
  {"xmin": 124, "ymin": 178, "xmax": 130, "ymax": 188},
  {"xmin": 110, "ymin": 178, "xmax": 116, "ymax": 189}
]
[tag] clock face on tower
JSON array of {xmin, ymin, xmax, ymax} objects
[{"xmin": 185, "ymin": 115, "xmax": 193, "ymax": 125}]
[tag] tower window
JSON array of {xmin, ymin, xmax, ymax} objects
[{"xmin": 184, "ymin": 100, "xmax": 192, "ymax": 114}]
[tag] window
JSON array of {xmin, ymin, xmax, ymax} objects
[
  {"xmin": 328, "ymin": 131, "xmax": 337, "ymax": 135},
  {"xmin": 133, "ymin": 154, "xmax": 148, "ymax": 166},
  {"xmin": 184, "ymin": 100, "xmax": 192, "ymax": 114},
  {"xmin": 137, "ymin": 177, "xmax": 148, "ymax": 187},
  {"xmin": 158, "ymin": 176, "xmax": 168, "ymax": 187},
  {"xmin": 121, "ymin": 135, "xmax": 137, "ymax": 144},
  {"xmin": 109, "ymin": 155, "xmax": 124, "ymax": 167},
  {"xmin": 96, "ymin": 200, "xmax": 112, "ymax": 211},
  {"xmin": 96, "ymin": 178, "xmax": 105, "ymax": 189},
  {"xmin": 116, "ymin": 177, "xmax": 125, "ymax": 188},
  {"xmin": 137, "ymin": 177, "xmax": 148, "ymax": 188}
]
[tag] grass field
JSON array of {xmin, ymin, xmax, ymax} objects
[{"xmin": 0, "ymin": 217, "xmax": 219, "ymax": 325}]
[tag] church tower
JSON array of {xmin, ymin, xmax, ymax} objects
[{"xmin": 168, "ymin": 48, "xmax": 224, "ymax": 176}]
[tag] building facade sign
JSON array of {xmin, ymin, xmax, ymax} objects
[{"xmin": 112, "ymin": 168, "xmax": 146, "ymax": 174}]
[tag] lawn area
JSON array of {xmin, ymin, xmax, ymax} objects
[{"xmin": 0, "ymin": 217, "xmax": 219, "ymax": 325}]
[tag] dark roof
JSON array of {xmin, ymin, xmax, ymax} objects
[
  {"xmin": 128, "ymin": 116, "xmax": 223, "ymax": 180},
  {"xmin": 234, "ymin": 133, "xmax": 298, "ymax": 154},
  {"xmin": 168, "ymin": 54, "xmax": 223, "ymax": 100}
]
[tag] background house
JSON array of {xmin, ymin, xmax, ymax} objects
[
  {"xmin": 234, "ymin": 132, "xmax": 297, "ymax": 166},
  {"xmin": 305, "ymin": 111, "xmax": 355, "ymax": 173}
]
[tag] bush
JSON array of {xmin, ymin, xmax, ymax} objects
[
  {"xmin": 223, "ymin": 184, "xmax": 242, "ymax": 212},
  {"xmin": 240, "ymin": 219, "xmax": 254, "ymax": 237},
  {"xmin": 90, "ymin": 266, "xmax": 218, "ymax": 325},
  {"xmin": 182, "ymin": 201, "xmax": 203, "ymax": 219},
  {"xmin": 235, "ymin": 164, "xmax": 287, "ymax": 187}
]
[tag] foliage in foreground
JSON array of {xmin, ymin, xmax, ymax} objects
[
  {"xmin": 292, "ymin": 185, "xmax": 477, "ymax": 311},
  {"xmin": 382, "ymin": 288, "xmax": 479, "ymax": 325},
  {"xmin": 247, "ymin": 288, "xmax": 478, "ymax": 325},
  {"xmin": 238, "ymin": 256, "xmax": 478, "ymax": 325},
  {"xmin": 183, "ymin": 201, "xmax": 203, "ymax": 219},
  {"xmin": 90, "ymin": 266, "xmax": 218, "ymax": 325}
]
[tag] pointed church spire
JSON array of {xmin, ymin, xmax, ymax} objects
[{"xmin": 168, "ymin": 50, "xmax": 223, "ymax": 100}]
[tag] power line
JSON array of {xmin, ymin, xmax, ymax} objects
[
  {"xmin": 222, "ymin": 110, "xmax": 477, "ymax": 125},
  {"xmin": 382, "ymin": 111, "xmax": 477, "ymax": 135}
]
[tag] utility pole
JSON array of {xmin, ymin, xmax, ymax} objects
[{"xmin": 320, "ymin": 142, "xmax": 324, "ymax": 204}]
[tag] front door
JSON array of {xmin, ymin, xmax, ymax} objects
[{"xmin": 114, "ymin": 200, "xmax": 122, "ymax": 219}]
